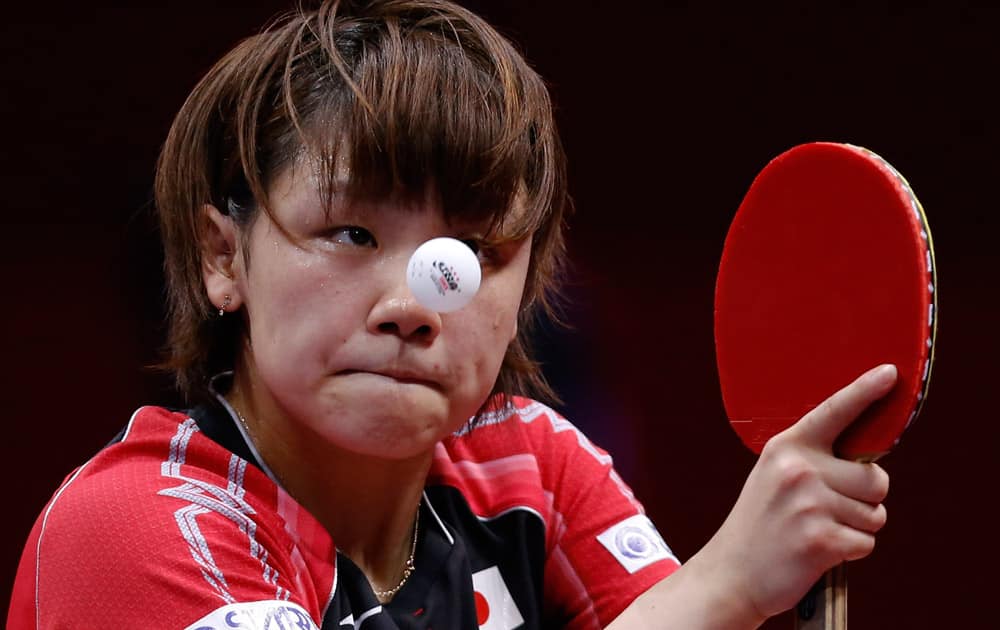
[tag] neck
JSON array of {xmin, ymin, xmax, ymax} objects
[{"xmin": 227, "ymin": 377, "xmax": 432, "ymax": 597}]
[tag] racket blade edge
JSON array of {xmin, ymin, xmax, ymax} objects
[{"xmin": 714, "ymin": 142, "xmax": 936, "ymax": 460}]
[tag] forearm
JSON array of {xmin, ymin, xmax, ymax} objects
[{"xmin": 605, "ymin": 548, "xmax": 766, "ymax": 630}]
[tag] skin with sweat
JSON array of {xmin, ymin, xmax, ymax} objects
[{"xmin": 202, "ymin": 163, "xmax": 530, "ymax": 591}]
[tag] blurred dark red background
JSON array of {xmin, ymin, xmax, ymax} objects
[{"xmin": 2, "ymin": 2, "xmax": 996, "ymax": 628}]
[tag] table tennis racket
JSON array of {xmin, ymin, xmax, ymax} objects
[{"xmin": 714, "ymin": 142, "xmax": 937, "ymax": 629}]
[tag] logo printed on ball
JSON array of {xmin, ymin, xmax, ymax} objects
[
  {"xmin": 406, "ymin": 237, "xmax": 481, "ymax": 313},
  {"xmin": 432, "ymin": 260, "xmax": 461, "ymax": 293}
]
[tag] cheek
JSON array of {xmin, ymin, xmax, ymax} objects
[
  {"xmin": 460, "ymin": 255, "xmax": 530, "ymax": 374},
  {"xmin": 243, "ymin": 256, "xmax": 358, "ymax": 369},
  {"xmin": 458, "ymin": 291, "xmax": 519, "ymax": 374},
  {"xmin": 492, "ymin": 305, "xmax": 517, "ymax": 338}
]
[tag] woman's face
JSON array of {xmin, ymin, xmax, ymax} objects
[{"xmin": 225, "ymin": 165, "xmax": 531, "ymax": 459}]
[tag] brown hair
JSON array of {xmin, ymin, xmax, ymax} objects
[{"xmin": 155, "ymin": 0, "xmax": 569, "ymax": 410}]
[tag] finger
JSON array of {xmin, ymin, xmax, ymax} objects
[
  {"xmin": 796, "ymin": 512, "xmax": 878, "ymax": 566},
  {"xmin": 822, "ymin": 460, "xmax": 890, "ymax": 504},
  {"xmin": 789, "ymin": 364, "xmax": 897, "ymax": 449},
  {"xmin": 837, "ymin": 526, "xmax": 878, "ymax": 562},
  {"xmin": 832, "ymin": 494, "xmax": 888, "ymax": 534}
]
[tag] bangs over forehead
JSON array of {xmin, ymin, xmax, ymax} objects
[
  {"xmin": 157, "ymin": 0, "xmax": 569, "ymax": 403},
  {"xmin": 229, "ymin": 0, "xmax": 564, "ymax": 240}
]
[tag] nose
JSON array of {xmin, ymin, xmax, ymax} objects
[{"xmin": 367, "ymin": 270, "xmax": 443, "ymax": 342}]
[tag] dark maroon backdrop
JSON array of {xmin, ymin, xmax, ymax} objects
[{"xmin": 2, "ymin": 3, "xmax": 996, "ymax": 627}]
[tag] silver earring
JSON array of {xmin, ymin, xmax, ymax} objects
[{"xmin": 218, "ymin": 295, "xmax": 232, "ymax": 317}]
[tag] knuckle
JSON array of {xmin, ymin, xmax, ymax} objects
[
  {"xmin": 760, "ymin": 432, "xmax": 790, "ymax": 458},
  {"xmin": 774, "ymin": 453, "xmax": 818, "ymax": 491},
  {"xmin": 798, "ymin": 520, "xmax": 837, "ymax": 558}
]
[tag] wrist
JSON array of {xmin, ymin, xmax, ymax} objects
[
  {"xmin": 608, "ymin": 550, "xmax": 766, "ymax": 630},
  {"xmin": 677, "ymin": 546, "xmax": 768, "ymax": 630}
]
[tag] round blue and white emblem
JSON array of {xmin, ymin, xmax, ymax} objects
[{"xmin": 614, "ymin": 526, "xmax": 656, "ymax": 559}]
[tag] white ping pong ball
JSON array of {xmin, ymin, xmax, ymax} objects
[{"xmin": 406, "ymin": 237, "xmax": 482, "ymax": 313}]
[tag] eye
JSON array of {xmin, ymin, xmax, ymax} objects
[
  {"xmin": 328, "ymin": 226, "xmax": 377, "ymax": 248},
  {"xmin": 459, "ymin": 238, "xmax": 480, "ymax": 256},
  {"xmin": 459, "ymin": 237, "xmax": 507, "ymax": 267}
]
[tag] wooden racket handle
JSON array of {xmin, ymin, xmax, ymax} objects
[{"xmin": 794, "ymin": 563, "xmax": 847, "ymax": 629}]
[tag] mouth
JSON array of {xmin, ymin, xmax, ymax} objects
[{"xmin": 338, "ymin": 369, "xmax": 441, "ymax": 389}]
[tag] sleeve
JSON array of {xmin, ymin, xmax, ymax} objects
[
  {"xmin": 9, "ymin": 436, "xmax": 334, "ymax": 629},
  {"xmin": 531, "ymin": 404, "xmax": 681, "ymax": 629}
]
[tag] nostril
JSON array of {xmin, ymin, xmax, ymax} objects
[{"xmin": 377, "ymin": 321, "xmax": 433, "ymax": 337}]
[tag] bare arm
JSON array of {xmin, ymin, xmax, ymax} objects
[{"xmin": 607, "ymin": 365, "xmax": 896, "ymax": 629}]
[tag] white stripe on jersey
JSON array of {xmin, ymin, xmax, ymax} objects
[
  {"xmin": 453, "ymin": 401, "xmax": 641, "ymax": 511},
  {"xmin": 159, "ymin": 418, "xmax": 287, "ymax": 602}
]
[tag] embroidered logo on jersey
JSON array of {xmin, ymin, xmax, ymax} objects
[
  {"xmin": 471, "ymin": 566, "xmax": 524, "ymax": 629},
  {"xmin": 184, "ymin": 600, "xmax": 319, "ymax": 630},
  {"xmin": 597, "ymin": 514, "xmax": 677, "ymax": 574}
]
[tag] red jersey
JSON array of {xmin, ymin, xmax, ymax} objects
[{"xmin": 9, "ymin": 395, "xmax": 678, "ymax": 629}]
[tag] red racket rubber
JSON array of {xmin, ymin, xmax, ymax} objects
[
  {"xmin": 715, "ymin": 142, "xmax": 936, "ymax": 462},
  {"xmin": 714, "ymin": 142, "xmax": 937, "ymax": 629}
]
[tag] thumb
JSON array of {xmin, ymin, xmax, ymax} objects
[{"xmin": 787, "ymin": 364, "xmax": 898, "ymax": 449}]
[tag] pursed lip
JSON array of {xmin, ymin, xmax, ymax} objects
[{"xmin": 337, "ymin": 368, "xmax": 442, "ymax": 389}]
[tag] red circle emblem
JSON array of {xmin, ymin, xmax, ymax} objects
[{"xmin": 474, "ymin": 590, "xmax": 490, "ymax": 625}]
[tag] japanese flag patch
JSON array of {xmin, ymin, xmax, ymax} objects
[
  {"xmin": 471, "ymin": 566, "xmax": 524, "ymax": 629},
  {"xmin": 597, "ymin": 514, "xmax": 677, "ymax": 574}
]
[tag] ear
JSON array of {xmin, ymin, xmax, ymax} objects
[{"xmin": 201, "ymin": 204, "xmax": 244, "ymax": 314}]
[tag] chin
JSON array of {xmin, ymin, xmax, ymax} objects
[
  {"xmin": 333, "ymin": 407, "xmax": 453, "ymax": 459},
  {"xmin": 346, "ymin": 426, "xmax": 443, "ymax": 460}
]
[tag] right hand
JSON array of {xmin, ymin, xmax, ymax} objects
[
  {"xmin": 606, "ymin": 364, "xmax": 896, "ymax": 629},
  {"xmin": 705, "ymin": 363, "xmax": 896, "ymax": 620}
]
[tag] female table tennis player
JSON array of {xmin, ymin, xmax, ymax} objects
[{"xmin": 7, "ymin": 1, "xmax": 892, "ymax": 628}]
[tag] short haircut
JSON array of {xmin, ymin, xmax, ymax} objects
[{"xmin": 156, "ymin": 0, "xmax": 570, "ymax": 411}]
